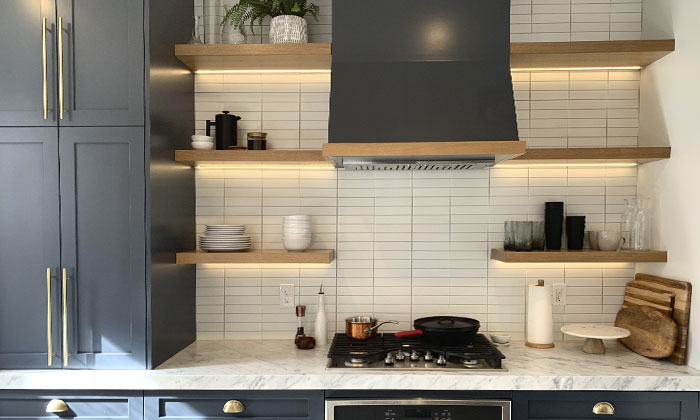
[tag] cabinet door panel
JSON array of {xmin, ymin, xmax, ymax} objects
[
  {"xmin": 59, "ymin": 127, "xmax": 146, "ymax": 369},
  {"xmin": 0, "ymin": 391, "xmax": 143, "ymax": 420},
  {"xmin": 56, "ymin": 0, "xmax": 144, "ymax": 126},
  {"xmin": 0, "ymin": 0, "xmax": 57, "ymax": 126},
  {"xmin": 145, "ymin": 391, "xmax": 325, "ymax": 420},
  {"xmin": 0, "ymin": 128, "xmax": 61, "ymax": 369}
]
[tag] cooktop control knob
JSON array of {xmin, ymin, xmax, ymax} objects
[
  {"xmin": 394, "ymin": 351, "xmax": 405, "ymax": 361},
  {"xmin": 409, "ymin": 350, "xmax": 421, "ymax": 361},
  {"xmin": 384, "ymin": 354, "xmax": 395, "ymax": 365},
  {"xmin": 436, "ymin": 354, "xmax": 447, "ymax": 366},
  {"xmin": 424, "ymin": 351, "xmax": 434, "ymax": 362}
]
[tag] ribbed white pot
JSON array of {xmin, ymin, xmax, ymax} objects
[{"xmin": 269, "ymin": 15, "xmax": 308, "ymax": 43}]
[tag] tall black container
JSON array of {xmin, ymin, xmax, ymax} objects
[
  {"xmin": 566, "ymin": 216, "xmax": 586, "ymax": 250},
  {"xmin": 206, "ymin": 111, "xmax": 241, "ymax": 150},
  {"xmin": 545, "ymin": 202, "xmax": 564, "ymax": 250}
]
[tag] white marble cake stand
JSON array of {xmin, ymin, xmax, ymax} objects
[{"xmin": 561, "ymin": 324, "xmax": 631, "ymax": 354}]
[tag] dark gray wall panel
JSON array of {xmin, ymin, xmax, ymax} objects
[
  {"xmin": 0, "ymin": 0, "xmax": 57, "ymax": 126},
  {"xmin": 145, "ymin": 0, "xmax": 196, "ymax": 369},
  {"xmin": 57, "ymin": 0, "xmax": 145, "ymax": 126},
  {"xmin": 58, "ymin": 127, "xmax": 146, "ymax": 369},
  {"xmin": 0, "ymin": 128, "xmax": 61, "ymax": 369}
]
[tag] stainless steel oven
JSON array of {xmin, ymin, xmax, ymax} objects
[{"xmin": 326, "ymin": 399, "xmax": 511, "ymax": 420}]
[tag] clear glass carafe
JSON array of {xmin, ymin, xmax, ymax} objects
[
  {"xmin": 631, "ymin": 197, "xmax": 652, "ymax": 250},
  {"xmin": 620, "ymin": 199, "xmax": 636, "ymax": 250}
]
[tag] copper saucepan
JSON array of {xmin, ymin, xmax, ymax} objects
[{"xmin": 345, "ymin": 316, "xmax": 399, "ymax": 339}]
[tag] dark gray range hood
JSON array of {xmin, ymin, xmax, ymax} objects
[{"xmin": 324, "ymin": 0, "xmax": 523, "ymax": 170}]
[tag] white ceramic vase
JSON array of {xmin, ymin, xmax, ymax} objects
[{"xmin": 269, "ymin": 15, "xmax": 308, "ymax": 43}]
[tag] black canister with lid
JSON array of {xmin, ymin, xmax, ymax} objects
[{"xmin": 205, "ymin": 111, "xmax": 241, "ymax": 150}]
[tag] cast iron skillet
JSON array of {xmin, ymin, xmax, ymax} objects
[{"xmin": 395, "ymin": 316, "xmax": 481, "ymax": 345}]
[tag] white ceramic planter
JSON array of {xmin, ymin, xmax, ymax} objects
[{"xmin": 269, "ymin": 15, "xmax": 308, "ymax": 43}]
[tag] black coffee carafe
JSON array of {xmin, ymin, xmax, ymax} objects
[{"xmin": 206, "ymin": 111, "xmax": 241, "ymax": 150}]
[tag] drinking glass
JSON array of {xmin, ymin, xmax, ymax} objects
[
  {"xmin": 513, "ymin": 221, "xmax": 533, "ymax": 251},
  {"xmin": 531, "ymin": 221, "xmax": 545, "ymax": 250}
]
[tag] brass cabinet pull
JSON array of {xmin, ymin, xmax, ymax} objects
[
  {"xmin": 61, "ymin": 268, "xmax": 70, "ymax": 366},
  {"xmin": 592, "ymin": 402, "xmax": 615, "ymax": 415},
  {"xmin": 46, "ymin": 399, "xmax": 69, "ymax": 413},
  {"xmin": 57, "ymin": 17, "xmax": 64, "ymax": 120},
  {"xmin": 222, "ymin": 400, "xmax": 245, "ymax": 414},
  {"xmin": 46, "ymin": 268, "xmax": 54, "ymax": 366},
  {"xmin": 42, "ymin": 18, "xmax": 50, "ymax": 119}
]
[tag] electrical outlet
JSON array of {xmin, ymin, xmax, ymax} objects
[
  {"xmin": 279, "ymin": 284, "xmax": 295, "ymax": 308},
  {"xmin": 553, "ymin": 283, "xmax": 566, "ymax": 306}
]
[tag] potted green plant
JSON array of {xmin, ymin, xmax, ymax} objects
[{"xmin": 221, "ymin": 0, "xmax": 320, "ymax": 44}]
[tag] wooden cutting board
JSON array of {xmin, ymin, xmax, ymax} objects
[
  {"xmin": 623, "ymin": 281, "xmax": 674, "ymax": 316},
  {"xmin": 632, "ymin": 273, "xmax": 692, "ymax": 365},
  {"xmin": 616, "ymin": 305, "xmax": 678, "ymax": 359}
]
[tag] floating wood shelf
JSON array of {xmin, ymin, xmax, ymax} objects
[
  {"xmin": 510, "ymin": 39, "xmax": 675, "ymax": 69},
  {"xmin": 175, "ymin": 150, "xmax": 331, "ymax": 166},
  {"xmin": 176, "ymin": 249, "xmax": 335, "ymax": 264},
  {"xmin": 490, "ymin": 249, "xmax": 668, "ymax": 263},
  {"xmin": 174, "ymin": 40, "xmax": 674, "ymax": 72},
  {"xmin": 174, "ymin": 43, "xmax": 332, "ymax": 72},
  {"xmin": 510, "ymin": 147, "xmax": 671, "ymax": 164}
]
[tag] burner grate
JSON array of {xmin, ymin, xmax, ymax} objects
[{"xmin": 328, "ymin": 333, "xmax": 505, "ymax": 369}]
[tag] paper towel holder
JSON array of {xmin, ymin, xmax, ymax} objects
[{"xmin": 526, "ymin": 279, "xmax": 556, "ymax": 349}]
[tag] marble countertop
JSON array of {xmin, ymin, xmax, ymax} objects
[{"xmin": 2, "ymin": 340, "xmax": 700, "ymax": 391}]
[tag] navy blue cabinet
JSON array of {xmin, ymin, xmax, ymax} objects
[
  {"xmin": 513, "ymin": 391, "xmax": 699, "ymax": 420},
  {"xmin": 145, "ymin": 391, "xmax": 325, "ymax": 420},
  {"xmin": 0, "ymin": 391, "xmax": 143, "ymax": 420},
  {"xmin": 0, "ymin": 0, "xmax": 195, "ymax": 370}
]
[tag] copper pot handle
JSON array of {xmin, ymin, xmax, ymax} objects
[{"xmin": 364, "ymin": 320, "xmax": 399, "ymax": 334}]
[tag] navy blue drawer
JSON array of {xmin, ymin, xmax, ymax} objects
[
  {"xmin": 0, "ymin": 391, "xmax": 143, "ymax": 420},
  {"xmin": 145, "ymin": 391, "xmax": 324, "ymax": 420},
  {"xmin": 513, "ymin": 392, "xmax": 699, "ymax": 420}
]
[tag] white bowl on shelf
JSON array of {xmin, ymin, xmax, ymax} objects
[
  {"xmin": 191, "ymin": 142, "xmax": 214, "ymax": 150},
  {"xmin": 283, "ymin": 234, "xmax": 312, "ymax": 240},
  {"xmin": 283, "ymin": 227, "xmax": 312, "ymax": 233},
  {"xmin": 284, "ymin": 215, "xmax": 311, "ymax": 221},
  {"xmin": 192, "ymin": 135, "xmax": 214, "ymax": 143},
  {"xmin": 283, "ymin": 236, "xmax": 311, "ymax": 251}
]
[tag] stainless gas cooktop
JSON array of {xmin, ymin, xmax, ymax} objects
[{"xmin": 326, "ymin": 333, "xmax": 506, "ymax": 371}]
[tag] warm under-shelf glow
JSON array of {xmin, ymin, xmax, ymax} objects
[
  {"xmin": 511, "ymin": 66, "xmax": 642, "ymax": 72},
  {"xmin": 195, "ymin": 69, "xmax": 332, "ymax": 74},
  {"xmin": 195, "ymin": 164, "xmax": 335, "ymax": 169},
  {"xmin": 495, "ymin": 162, "xmax": 639, "ymax": 168}
]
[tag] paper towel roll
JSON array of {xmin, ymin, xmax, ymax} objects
[{"xmin": 527, "ymin": 281, "xmax": 554, "ymax": 348}]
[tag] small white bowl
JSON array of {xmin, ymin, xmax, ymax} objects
[
  {"xmin": 598, "ymin": 231, "xmax": 622, "ymax": 251},
  {"xmin": 283, "ymin": 237, "xmax": 311, "ymax": 252},
  {"xmin": 192, "ymin": 135, "xmax": 214, "ymax": 142},
  {"xmin": 283, "ymin": 234, "xmax": 312, "ymax": 239},
  {"xmin": 490, "ymin": 334, "xmax": 511, "ymax": 344},
  {"xmin": 192, "ymin": 142, "xmax": 214, "ymax": 150},
  {"xmin": 284, "ymin": 228, "xmax": 312, "ymax": 233},
  {"xmin": 284, "ymin": 215, "xmax": 311, "ymax": 221}
]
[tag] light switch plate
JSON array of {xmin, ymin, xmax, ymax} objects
[
  {"xmin": 553, "ymin": 283, "xmax": 566, "ymax": 306},
  {"xmin": 279, "ymin": 284, "xmax": 295, "ymax": 308}
]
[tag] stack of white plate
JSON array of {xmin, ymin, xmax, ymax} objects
[
  {"xmin": 283, "ymin": 215, "xmax": 311, "ymax": 252},
  {"xmin": 200, "ymin": 225, "xmax": 251, "ymax": 252}
]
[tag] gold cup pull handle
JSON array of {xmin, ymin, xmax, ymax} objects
[
  {"xmin": 592, "ymin": 402, "xmax": 615, "ymax": 415},
  {"xmin": 222, "ymin": 400, "xmax": 245, "ymax": 414},
  {"xmin": 57, "ymin": 17, "xmax": 65, "ymax": 120},
  {"xmin": 46, "ymin": 399, "xmax": 69, "ymax": 414}
]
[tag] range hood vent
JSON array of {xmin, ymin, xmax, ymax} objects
[
  {"xmin": 341, "ymin": 158, "xmax": 495, "ymax": 171},
  {"xmin": 326, "ymin": 0, "xmax": 522, "ymax": 169}
]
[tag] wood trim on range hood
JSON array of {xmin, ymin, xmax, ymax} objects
[{"xmin": 322, "ymin": 141, "xmax": 526, "ymax": 163}]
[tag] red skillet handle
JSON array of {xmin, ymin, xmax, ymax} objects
[{"xmin": 395, "ymin": 330, "xmax": 423, "ymax": 338}]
